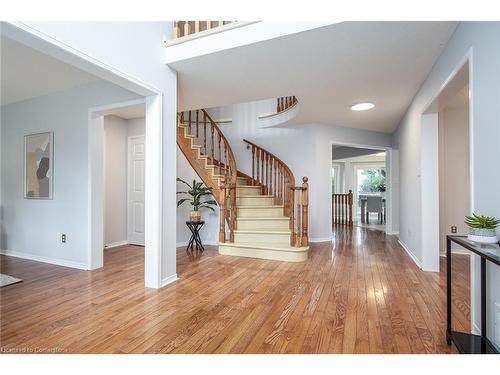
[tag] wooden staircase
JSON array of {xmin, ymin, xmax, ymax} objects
[{"xmin": 177, "ymin": 110, "xmax": 309, "ymax": 262}]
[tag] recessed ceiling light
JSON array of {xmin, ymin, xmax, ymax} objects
[{"xmin": 351, "ymin": 102, "xmax": 375, "ymax": 111}]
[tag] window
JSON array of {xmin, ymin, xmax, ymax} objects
[{"xmin": 332, "ymin": 164, "xmax": 341, "ymax": 194}]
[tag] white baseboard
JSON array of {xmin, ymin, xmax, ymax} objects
[
  {"xmin": 397, "ymin": 240, "xmax": 422, "ymax": 269},
  {"xmin": 0, "ymin": 249, "xmax": 88, "ymax": 270},
  {"xmin": 104, "ymin": 240, "xmax": 129, "ymax": 249},
  {"xmin": 386, "ymin": 231, "xmax": 399, "ymax": 236},
  {"xmin": 309, "ymin": 237, "xmax": 332, "ymax": 243},
  {"xmin": 161, "ymin": 274, "xmax": 179, "ymax": 287}
]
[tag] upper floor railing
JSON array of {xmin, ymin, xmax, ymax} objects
[
  {"xmin": 332, "ymin": 191, "xmax": 353, "ymax": 226},
  {"xmin": 174, "ymin": 21, "xmax": 235, "ymax": 39},
  {"xmin": 277, "ymin": 96, "xmax": 298, "ymax": 113}
]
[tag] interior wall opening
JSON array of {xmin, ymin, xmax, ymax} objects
[
  {"xmin": 422, "ymin": 60, "xmax": 471, "ymax": 333},
  {"xmin": 331, "ymin": 144, "xmax": 389, "ymax": 234},
  {"xmin": 102, "ymin": 104, "xmax": 146, "ymax": 267}
]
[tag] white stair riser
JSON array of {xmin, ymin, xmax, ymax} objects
[
  {"xmin": 236, "ymin": 219, "xmax": 290, "ymax": 231},
  {"xmin": 236, "ymin": 187, "xmax": 262, "ymax": 196},
  {"xmin": 236, "ymin": 196, "xmax": 274, "ymax": 206},
  {"xmin": 234, "ymin": 232, "xmax": 290, "ymax": 245},
  {"xmin": 237, "ymin": 178, "xmax": 250, "ymax": 186},
  {"xmin": 237, "ymin": 207, "xmax": 284, "ymax": 218},
  {"xmin": 219, "ymin": 245, "xmax": 308, "ymax": 262}
]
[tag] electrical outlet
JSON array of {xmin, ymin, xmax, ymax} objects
[
  {"xmin": 451, "ymin": 226, "xmax": 457, "ymax": 234},
  {"xmin": 61, "ymin": 234, "xmax": 66, "ymax": 243}
]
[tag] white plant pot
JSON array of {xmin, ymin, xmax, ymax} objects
[{"xmin": 467, "ymin": 228, "xmax": 498, "ymax": 244}]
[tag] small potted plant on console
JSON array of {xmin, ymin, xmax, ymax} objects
[
  {"xmin": 465, "ymin": 213, "xmax": 500, "ymax": 244},
  {"xmin": 177, "ymin": 178, "xmax": 217, "ymax": 222}
]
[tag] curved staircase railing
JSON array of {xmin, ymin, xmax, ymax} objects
[
  {"xmin": 243, "ymin": 139, "xmax": 309, "ymax": 247},
  {"xmin": 178, "ymin": 109, "xmax": 237, "ymax": 243}
]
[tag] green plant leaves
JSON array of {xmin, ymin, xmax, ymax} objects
[
  {"xmin": 176, "ymin": 178, "xmax": 218, "ymax": 212},
  {"xmin": 465, "ymin": 213, "xmax": 500, "ymax": 229}
]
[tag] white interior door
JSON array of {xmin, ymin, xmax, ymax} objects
[{"xmin": 128, "ymin": 136, "xmax": 145, "ymax": 245}]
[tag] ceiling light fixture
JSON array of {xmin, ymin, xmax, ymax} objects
[{"xmin": 351, "ymin": 102, "xmax": 375, "ymax": 111}]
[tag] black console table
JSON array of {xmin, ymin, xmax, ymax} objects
[
  {"xmin": 186, "ymin": 221, "xmax": 205, "ymax": 252},
  {"xmin": 446, "ymin": 235, "xmax": 500, "ymax": 354}
]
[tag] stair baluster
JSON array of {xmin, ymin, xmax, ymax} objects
[
  {"xmin": 203, "ymin": 112, "xmax": 207, "ymax": 152},
  {"xmin": 251, "ymin": 145, "xmax": 255, "ymax": 186},
  {"xmin": 196, "ymin": 110, "xmax": 199, "ymax": 138}
]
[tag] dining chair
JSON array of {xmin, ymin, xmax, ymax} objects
[{"xmin": 366, "ymin": 196, "xmax": 383, "ymax": 224}]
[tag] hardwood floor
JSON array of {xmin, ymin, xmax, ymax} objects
[{"xmin": 0, "ymin": 226, "xmax": 469, "ymax": 354}]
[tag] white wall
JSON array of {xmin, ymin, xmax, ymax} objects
[
  {"xmin": 127, "ymin": 117, "xmax": 145, "ymax": 137},
  {"xmin": 104, "ymin": 115, "xmax": 128, "ymax": 246},
  {"xmin": 1, "ymin": 81, "xmax": 140, "ymax": 268},
  {"xmin": 17, "ymin": 22, "xmax": 178, "ymax": 285},
  {"xmin": 438, "ymin": 90, "xmax": 470, "ymax": 253},
  {"xmin": 208, "ymin": 100, "xmax": 393, "ymax": 241},
  {"xmin": 394, "ymin": 22, "xmax": 500, "ymax": 347}
]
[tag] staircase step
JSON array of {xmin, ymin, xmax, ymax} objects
[
  {"xmin": 236, "ymin": 177, "xmax": 251, "ymax": 186},
  {"xmin": 236, "ymin": 217, "xmax": 290, "ymax": 230},
  {"xmin": 219, "ymin": 242, "xmax": 308, "ymax": 262},
  {"xmin": 237, "ymin": 205, "xmax": 284, "ymax": 218},
  {"xmin": 233, "ymin": 230, "xmax": 291, "ymax": 245},
  {"xmin": 236, "ymin": 195, "xmax": 274, "ymax": 206},
  {"xmin": 236, "ymin": 186, "xmax": 262, "ymax": 196}
]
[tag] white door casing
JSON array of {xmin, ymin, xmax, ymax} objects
[{"xmin": 128, "ymin": 136, "xmax": 145, "ymax": 245}]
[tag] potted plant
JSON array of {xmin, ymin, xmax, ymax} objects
[
  {"xmin": 465, "ymin": 213, "xmax": 500, "ymax": 244},
  {"xmin": 177, "ymin": 178, "xmax": 217, "ymax": 222}
]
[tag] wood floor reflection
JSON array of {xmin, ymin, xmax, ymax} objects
[{"xmin": 0, "ymin": 226, "xmax": 469, "ymax": 353}]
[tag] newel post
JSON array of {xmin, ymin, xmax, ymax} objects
[
  {"xmin": 229, "ymin": 182, "xmax": 236, "ymax": 243},
  {"xmin": 301, "ymin": 176, "xmax": 309, "ymax": 247},
  {"xmin": 219, "ymin": 176, "xmax": 226, "ymax": 243},
  {"xmin": 348, "ymin": 189, "xmax": 353, "ymax": 226}
]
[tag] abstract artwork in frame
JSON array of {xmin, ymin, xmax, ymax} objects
[{"xmin": 24, "ymin": 132, "xmax": 53, "ymax": 199}]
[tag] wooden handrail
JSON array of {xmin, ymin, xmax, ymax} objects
[
  {"xmin": 179, "ymin": 109, "xmax": 237, "ymax": 243},
  {"xmin": 332, "ymin": 190, "xmax": 353, "ymax": 226},
  {"xmin": 243, "ymin": 139, "xmax": 309, "ymax": 247},
  {"xmin": 276, "ymin": 96, "xmax": 297, "ymax": 113},
  {"xmin": 174, "ymin": 21, "xmax": 234, "ymax": 39}
]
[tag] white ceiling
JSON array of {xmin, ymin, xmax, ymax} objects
[
  {"xmin": 1, "ymin": 36, "xmax": 99, "ymax": 105},
  {"xmin": 171, "ymin": 22, "xmax": 458, "ymax": 133}
]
